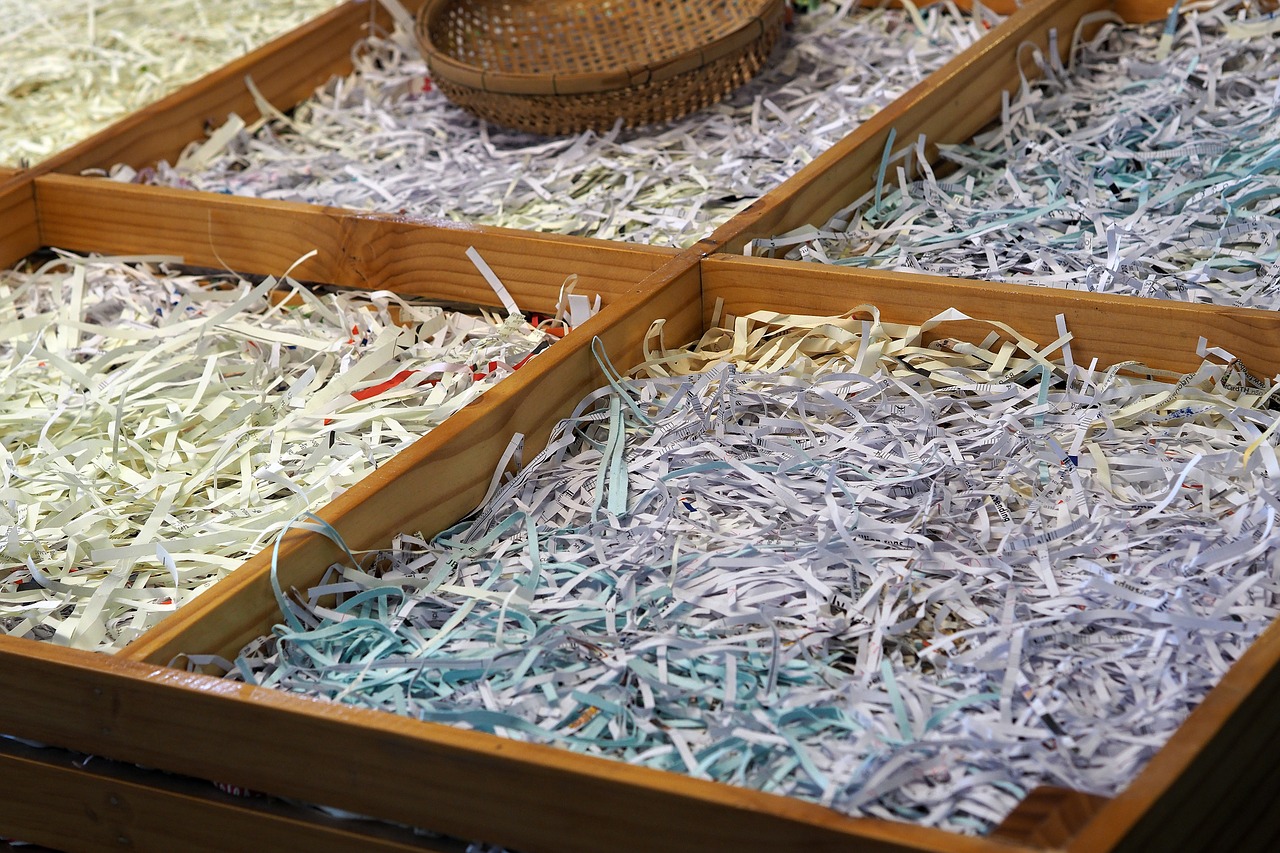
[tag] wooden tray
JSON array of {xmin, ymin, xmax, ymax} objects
[
  {"xmin": 4, "ymin": 236, "xmax": 1279, "ymax": 851},
  {"xmin": 0, "ymin": 170, "xmax": 675, "ymax": 640},
  {"xmin": 11, "ymin": 1, "xmax": 1268, "ymax": 851}
]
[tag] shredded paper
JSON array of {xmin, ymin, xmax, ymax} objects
[
  {"xmin": 0, "ymin": 0, "xmax": 343, "ymax": 167},
  {"xmin": 129, "ymin": 2, "xmax": 991, "ymax": 247},
  {"xmin": 0, "ymin": 250, "xmax": 571, "ymax": 651},
  {"xmin": 759, "ymin": 0, "xmax": 1280, "ymax": 308},
  {"xmin": 221, "ymin": 305, "xmax": 1280, "ymax": 834}
]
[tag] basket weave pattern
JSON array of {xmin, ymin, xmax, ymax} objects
[{"xmin": 417, "ymin": 0, "xmax": 785, "ymax": 135}]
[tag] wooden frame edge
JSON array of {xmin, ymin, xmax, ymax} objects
[
  {"xmin": 34, "ymin": 174, "xmax": 677, "ymax": 315},
  {"xmin": 0, "ymin": 737, "xmax": 459, "ymax": 853},
  {"xmin": 0, "ymin": 177, "xmax": 40, "ymax": 268}
]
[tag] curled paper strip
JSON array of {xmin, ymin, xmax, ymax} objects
[
  {"xmin": 762, "ymin": 1, "xmax": 1280, "ymax": 308},
  {"xmin": 0, "ymin": 0, "xmax": 342, "ymax": 166},
  {"xmin": 133, "ymin": 2, "xmax": 989, "ymax": 247},
  {"xmin": 0, "ymin": 250, "xmax": 564, "ymax": 651},
  {"xmin": 227, "ymin": 304, "xmax": 1280, "ymax": 833}
]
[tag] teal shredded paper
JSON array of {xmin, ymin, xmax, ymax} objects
[
  {"xmin": 759, "ymin": 0, "xmax": 1280, "ymax": 308},
  {"xmin": 227, "ymin": 307, "xmax": 1280, "ymax": 833}
]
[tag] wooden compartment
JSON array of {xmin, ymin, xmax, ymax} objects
[
  {"xmin": 0, "ymin": 170, "xmax": 675, "ymax": 645},
  {"xmin": 3, "ymin": 244, "xmax": 1279, "ymax": 851}
]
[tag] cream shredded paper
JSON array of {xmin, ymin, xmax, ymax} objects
[
  {"xmin": 0, "ymin": 252, "xmax": 576, "ymax": 651},
  {"xmin": 0, "ymin": 0, "xmax": 343, "ymax": 166}
]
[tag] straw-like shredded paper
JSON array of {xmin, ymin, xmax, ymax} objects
[
  {"xmin": 132, "ymin": 2, "xmax": 991, "ymax": 247},
  {"xmin": 0, "ymin": 250, "xmax": 571, "ymax": 651},
  {"xmin": 0, "ymin": 0, "xmax": 343, "ymax": 167},
  {"xmin": 760, "ymin": 0, "xmax": 1280, "ymax": 308},
  {"xmin": 223, "ymin": 304, "xmax": 1280, "ymax": 834}
]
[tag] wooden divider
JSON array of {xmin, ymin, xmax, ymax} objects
[
  {"xmin": 948, "ymin": 0, "xmax": 1173, "ymax": 21},
  {"xmin": 36, "ymin": 1, "xmax": 427, "ymax": 179},
  {"xmin": 713, "ymin": 0, "xmax": 1112, "ymax": 254},
  {"xmin": 701, "ymin": 255, "xmax": 1280, "ymax": 377},
  {"xmin": 0, "ymin": 179, "xmax": 39, "ymax": 268},
  {"xmin": 34, "ymin": 175, "xmax": 677, "ymax": 315}
]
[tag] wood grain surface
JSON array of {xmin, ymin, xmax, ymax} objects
[
  {"xmin": 0, "ymin": 179, "xmax": 40, "ymax": 268},
  {"xmin": 35, "ymin": 175, "xmax": 676, "ymax": 315},
  {"xmin": 702, "ymin": 255, "xmax": 1280, "ymax": 377},
  {"xmin": 991, "ymin": 787, "xmax": 1109, "ymax": 848},
  {"xmin": 949, "ymin": 0, "xmax": 1175, "ymax": 22},
  {"xmin": 0, "ymin": 737, "xmax": 458, "ymax": 853}
]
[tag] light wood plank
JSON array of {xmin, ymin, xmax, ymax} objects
[
  {"xmin": 947, "ymin": 0, "xmax": 1174, "ymax": 21},
  {"xmin": 991, "ymin": 787, "xmax": 1108, "ymax": 848},
  {"xmin": 37, "ymin": 2, "xmax": 428, "ymax": 178},
  {"xmin": 1111, "ymin": 0, "xmax": 1177, "ymax": 21},
  {"xmin": 713, "ymin": 0, "xmax": 1111, "ymax": 254},
  {"xmin": 0, "ymin": 636, "xmax": 1035, "ymax": 853},
  {"xmin": 0, "ymin": 738, "xmax": 458, "ymax": 853},
  {"xmin": 35, "ymin": 175, "xmax": 676, "ymax": 316},
  {"xmin": 0, "ymin": 179, "xmax": 40, "ymax": 269},
  {"xmin": 702, "ymin": 255, "xmax": 1280, "ymax": 377}
]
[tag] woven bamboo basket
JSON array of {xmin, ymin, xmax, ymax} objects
[{"xmin": 416, "ymin": 0, "xmax": 787, "ymax": 135}]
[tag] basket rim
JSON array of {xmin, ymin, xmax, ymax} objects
[{"xmin": 417, "ymin": 0, "xmax": 785, "ymax": 98}]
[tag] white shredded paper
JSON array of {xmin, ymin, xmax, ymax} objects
[
  {"xmin": 760, "ymin": 0, "xmax": 1280, "ymax": 308},
  {"xmin": 0, "ymin": 0, "xmax": 344, "ymax": 167},
  {"xmin": 130, "ymin": 2, "xmax": 992, "ymax": 247},
  {"xmin": 0, "ymin": 250, "xmax": 574, "ymax": 652},
  {"xmin": 220, "ymin": 305, "xmax": 1280, "ymax": 835}
]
